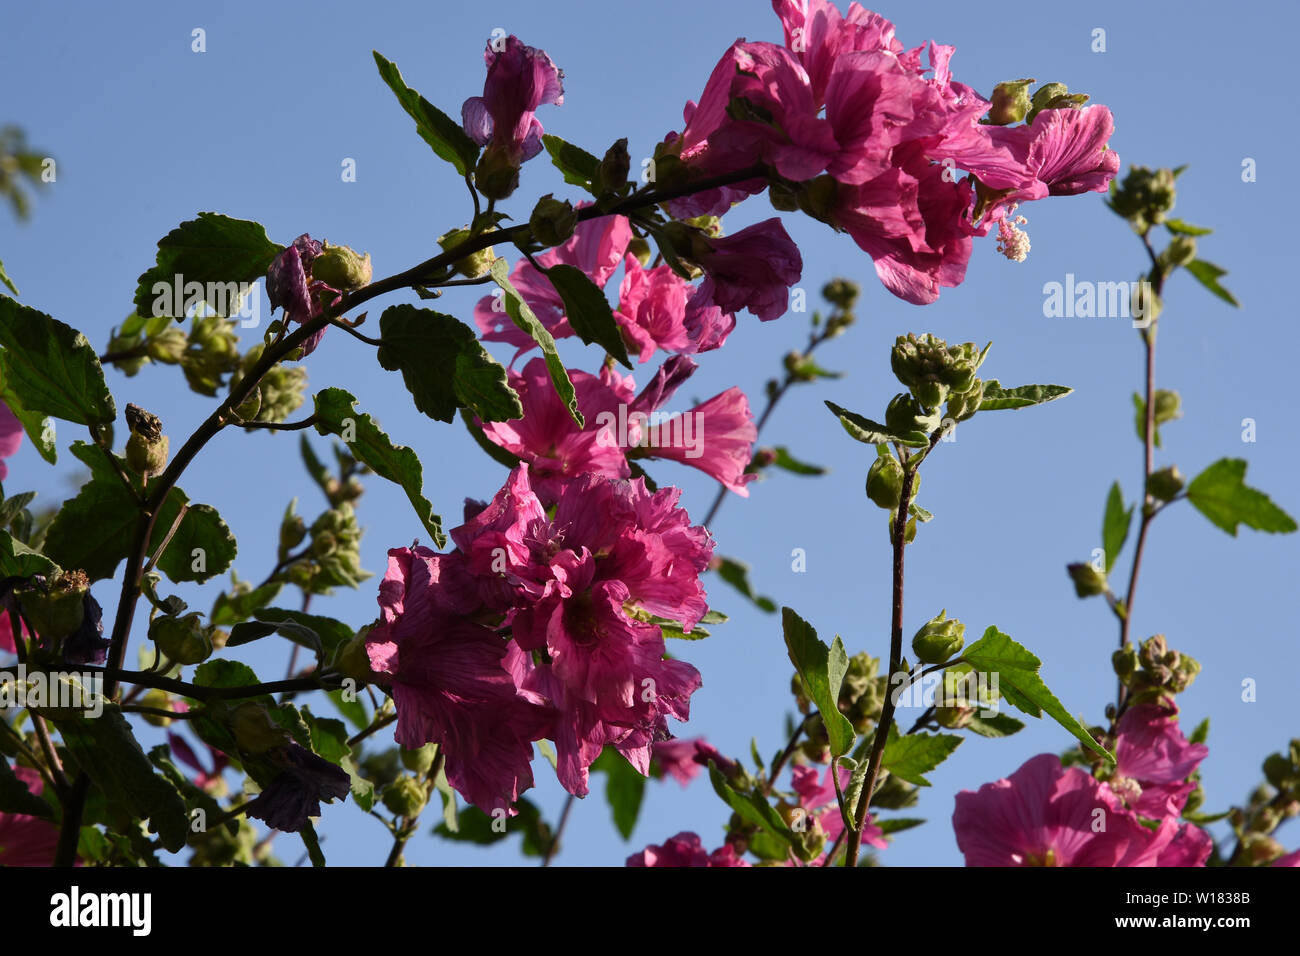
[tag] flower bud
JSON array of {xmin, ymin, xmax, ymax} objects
[
  {"xmin": 866, "ymin": 454, "xmax": 905, "ymax": 510},
  {"xmin": 626, "ymin": 237, "xmax": 652, "ymax": 266},
  {"xmin": 18, "ymin": 570, "xmax": 89, "ymax": 641},
  {"xmin": 145, "ymin": 326, "xmax": 188, "ymax": 364},
  {"xmin": 767, "ymin": 181, "xmax": 799, "ymax": 212},
  {"xmin": 400, "ymin": 743, "xmax": 438, "ymax": 775},
  {"xmin": 795, "ymin": 174, "xmax": 838, "ymax": 223},
  {"xmin": 334, "ymin": 630, "xmax": 374, "ymax": 685},
  {"xmin": 1263, "ymin": 753, "xmax": 1295, "ymax": 790},
  {"xmin": 935, "ymin": 704, "xmax": 974, "ymax": 729},
  {"xmin": 595, "ymin": 138, "xmax": 630, "ymax": 195},
  {"xmin": 474, "ymin": 144, "xmax": 521, "ymax": 200},
  {"xmin": 821, "ymin": 278, "xmax": 859, "ymax": 311},
  {"xmin": 988, "ymin": 78, "xmax": 1034, "ymax": 125},
  {"xmin": 1152, "ymin": 389, "xmax": 1181, "ymax": 425},
  {"xmin": 945, "ymin": 380, "xmax": 984, "ymax": 422},
  {"xmin": 1067, "ymin": 562, "xmax": 1108, "ymax": 597},
  {"xmin": 1026, "ymin": 82, "xmax": 1088, "ymax": 123},
  {"xmin": 137, "ymin": 688, "xmax": 175, "ymax": 727},
  {"xmin": 1162, "ymin": 235, "xmax": 1197, "ymax": 269},
  {"xmin": 382, "ymin": 776, "xmax": 427, "ymax": 818},
  {"xmin": 529, "ymin": 194, "xmax": 578, "ymax": 247},
  {"xmin": 279, "ymin": 511, "xmax": 307, "ymax": 557},
  {"xmin": 311, "ymin": 242, "xmax": 373, "ymax": 291},
  {"xmin": 1239, "ymin": 833, "xmax": 1284, "ymax": 865},
  {"xmin": 228, "ymin": 701, "xmax": 290, "ymax": 754},
  {"xmin": 1113, "ymin": 645, "xmax": 1140, "ymax": 681},
  {"xmin": 1146, "ymin": 465, "xmax": 1184, "ymax": 502},
  {"xmin": 149, "ymin": 612, "xmax": 213, "ymax": 666},
  {"xmin": 437, "ymin": 228, "xmax": 498, "ymax": 279},
  {"xmin": 125, "ymin": 430, "xmax": 169, "ymax": 476},
  {"xmin": 911, "ymin": 610, "xmax": 965, "ymax": 664}
]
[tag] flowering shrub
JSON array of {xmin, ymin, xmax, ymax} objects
[{"xmin": 0, "ymin": 0, "xmax": 1294, "ymax": 873}]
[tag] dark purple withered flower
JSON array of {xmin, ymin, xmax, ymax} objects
[
  {"xmin": 62, "ymin": 592, "xmax": 108, "ymax": 667},
  {"xmin": 265, "ymin": 234, "xmax": 337, "ymax": 356},
  {"xmin": 244, "ymin": 744, "xmax": 351, "ymax": 833}
]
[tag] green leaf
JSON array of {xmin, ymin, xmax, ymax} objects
[
  {"xmin": 373, "ymin": 52, "xmax": 480, "ymax": 177},
  {"xmin": 962, "ymin": 626, "xmax": 1113, "ymax": 761},
  {"xmin": 824, "ymin": 400, "xmax": 927, "ymax": 446},
  {"xmin": 1185, "ymin": 458, "xmax": 1297, "ymax": 536},
  {"xmin": 978, "ymin": 381, "xmax": 1072, "ymax": 411},
  {"xmin": 770, "ymin": 447, "xmax": 827, "ymax": 476},
  {"xmin": 312, "ymin": 387, "xmax": 446, "ymax": 548},
  {"xmin": 544, "ymin": 264, "xmax": 631, "ymax": 367},
  {"xmin": 252, "ymin": 607, "xmax": 353, "ymax": 659},
  {"xmin": 1102, "ymin": 481, "xmax": 1133, "ymax": 573},
  {"xmin": 210, "ymin": 580, "xmax": 284, "ymax": 626},
  {"xmin": 132, "ymin": 213, "xmax": 282, "ymax": 319},
  {"xmin": 782, "ymin": 607, "xmax": 855, "ymax": 758},
  {"xmin": 327, "ymin": 689, "xmax": 368, "ymax": 732},
  {"xmin": 1164, "ymin": 219, "xmax": 1212, "ymax": 236},
  {"xmin": 881, "ymin": 728, "xmax": 962, "ymax": 786},
  {"xmin": 300, "ymin": 819, "xmax": 327, "ymax": 867},
  {"xmin": 44, "ymin": 443, "xmax": 236, "ymax": 583},
  {"xmin": 0, "ymin": 758, "xmax": 52, "ymax": 817},
  {"xmin": 433, "ymin": 797, "xmax": 550, "ymax": 856},
  {"xmin": 55, "ymin": 704, "xmax": 189, "ymax": 852},
  {"xmin": 1184, "ymin": 259, "xmax": 1240, "ymax": 307},
  {"xmin": 490, "ymin": 258, "xmax": 582, "ymax": 427},
  {"xmin": 708, "ymin": 763, "xmax": 796, "ymax": 852},
  {"xmin": 875, "ymin": 817, "xmax": 925, "ymax": 835},
  {"xmin": 0, "ymin": 296, "xmax": 115, "ymax": 426},
  {"xmin": 0, "ymin": 392, "xmax": 56, "ymax": 466},
  {"xmin": 542, "ymin": 135, "xmax": 601, "ymax": 191},
  {"xmin": 711, "ymin": 555, "xmax": 776, "ymax": 613},
  {"xmin": 1188, "ymin": 717, "xmax": 1210, "ymax": 745},
  {"xmin": 0, "ymin": 257, "xmax": 16, "ymax": 295},
  {"xmin": 0, "ymin": 527, "xmax": 59, "ymax": 579},
  {"xmin": 963, "ymin": 712, "xmax": 1026, "ymax": 738},
  {"xmin": 376, "ymin": 305, "xmax": 521, "ymax": 427},
  {"xmin": 592, "ymin": 747, "xmax": 646, "ymax": 840}
]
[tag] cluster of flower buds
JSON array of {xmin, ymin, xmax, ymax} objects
[
  {"xmin": 1221, "ymin": 741, "xmax": 1300, "ymax": 863},
  {"xmin": 1107, "ymin": 165, "xmax": 1178, "ymax": 234},
  {"xmin": 1112, "ymin": 634, "xmax": 1201, "ymax": 703},
  {"xmin": 890, "ymin": 333, "xmax": 987, "ymax": 416},
  {"xmin": 281, "ymin": 503, "xmax": 370, "ymax": 594}
]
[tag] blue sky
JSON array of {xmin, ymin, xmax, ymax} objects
[{"xmin": 2, "ymin": 0, "xmax": 1296, "ymax": 866}]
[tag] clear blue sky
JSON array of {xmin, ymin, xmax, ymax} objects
[{"xmin": 2, "ymin": 0, "xmax": 1296, "ymax": 866}]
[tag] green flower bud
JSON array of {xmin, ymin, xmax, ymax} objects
[
  {"xmin": 17, "ymin": 570, "xmax": 89, "ymax": 641},
  {"xmin": 885, "ymin": 392, "xmax": 942, "ymax": 436},
  {"xmin": 1239, "ymin": 833, "xmax": 1284, "ymax": 865},
  {"xmin": 125, "ymin": 430, "xmax": 169, "ymax": 477},
  {"xmin": 945, "ymin": 380, "xmax": 984, "ymax": 423},
  {"xmin": 437, "ymin": 228, "xmax": 498, "ymax": 279},
  {"xmin": 1170, "ymin": 652, "xmax": 1200, "ymax": 692},
  {"xmin": 231, "ymin": 345, "xmax": 307, "ymax": 425},
  {"xmin": 529, "ymin": 194, "xmax": 578, "ymax": 247},
  {"xmin": 1153, "ymin": 389, "xmax": 1181, "ymax": 425},
  {"xmin": 1113, "ymin": 645, "xmax": 1140, "ymax": 681},
  {"xmin": 138, "ymin": 688, "xmax": 175, "ymax": 727},
  {"xmin": 401, "ymin": 743, "xmax": 438, "ymax": 775},
  {"xmin": 1263, "ymin": 753, "xmax": 1294, "ymax": 790},
  {"xmin": 767, "ymin": 180, "xmax": 799, "ymax": 212},
  {"xmin": 228, "ymin": 701, "xmax": 289, "ymax": 754},
  {"xmin": 821, "ymin": 278, "xmax": 860, "ymax": 311},
  {"xmin": 1107, "ymin": 165, "xmax": 1178, "ymax": 232},
  {"xmin": 334, "ymin": 629, "xmax": 374, "ymax": 685},
  {"xmin": 382, "ymin": 776, "xmax": 427, "ymax": 818},
  {"xmin": 149, "ymin": 612, "xmax": 213, "ymax": 666},
  {"xmin": 1146, "ymin": 465, "xmax": 1184, "ymax": 502},
  {"xmin": 911, "ymin": 609, "xmax": 965, "ymax": 664},
  {"xmin": 1139, "ymin": 634, "xmax": 1169, "ymax": 668},
  {"xmin": 795, "ymin": 174, "xmax": 838, "ymax": 223},
  {"xmin": 866, "ymin": 455, "xmax": 905, "ymax": 510},
  {"xmin": 279, "ymin": 510, "xmax": 307, "ymax": 557},
  {"xmin": 1025, "ymin": 82, "xmax": 1088, "ymax": 123},
  {"xmin": 626, "ymin": 237, "xmax": 652, "ymax": 266},
  {"xmin": 596, "ymin": 138, "xmax": 631, "ymax": 195},
  {"xmin": 145, "ymin": 326, "xmax": 188, "ymax": 364},
  {"xmin": 935, "ymin": 704, "xmax": 974, "ymax": 729},
  {"xmin": 311, "ymin": 242, "xmax": 373, "ymax": 291},
  {"xmin": 1162, "ymin": 235, "xmax": 1197, "ymax": 269},
  {"xmin": 1067, "ymin": 562, "xmax": 1108, "ymax": 597},
  {"xmin": 988, "ymin": 78, "xmax": 1034, "ymax": 125},
  {"xmin": 474, "ymin": 144, "xmax": 521, "ymax": 200}
]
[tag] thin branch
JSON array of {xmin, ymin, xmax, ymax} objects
[
  {"xmin": 29, "ymin": 713, "xmax": 70, "ymax": 794},
  {"xmin": 142, "ymin": 502, "xmax": 188, "ymax": 575},
  {"xmin": 347, "ymin": 711, "xmax": 396, "ymax": 748},
  {"xmin": 328, "ymin": 318, "xmax": 383, "ymax": 347},
  {"xmin": 540, "ymin": 794, "xmax": 575, "ymax": 867},
  {"xmin": 239, "ymin": 413, "xmax": 321, "ymax": 432}
]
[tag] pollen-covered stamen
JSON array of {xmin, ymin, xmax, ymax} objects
[{"xmin": 995, "ymin": 207, "xmax": 1031, "ymax": 262}]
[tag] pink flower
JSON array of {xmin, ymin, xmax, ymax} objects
[
  {"xmin": 1273, "ymin": 849, "xmax": 1300, "ymax": 867},
  {"xmin": 479, "ymin": 355, "xmax": 757, "ymax": 499},
  {"xmin": 1111, "ymin": 704, "xmax": 1209, "ymax": 820},
  {"xmin": 616, "ymin": 254, "xmax": 735, "ymax": 363},
  {"xmin": 691, "ymin": 218, "xmax": 803, "ymax": 322},
  {"xmin": 953, "ymin": 754, "xmax": 1180, "ymax": 867},
  {"xmin": 626, "ymin": 831, "xmax": 749, "ymax": 867},
  {"xmin": 791, "ymin": 763, "xmax": 886, "ymax": 848},
  {"xmin": 365, "ymin": 546, "xmax": 551, "ymax": 814},
  {"xmin": 461, "ymin": 35, "xmax": 564, "ymax": 167},
  {"xmin": 652, "ymin": 737, "xmax": 708, "ymax": 787},
  {"xmin": 0, "ymin": 400, "xmax": 22, "ymax": 482},
  {"xmin": 475, "ymin": 213, "xmax": 632, "ymax": 357},
  {"xmin": 0, "ymin": 763, "xmax": 60, "ymax": 867},
  {"xmin": 771, "ymin": 0, "xmax": 903, "ymax": 106},
  {"xmin": 0, "ymin": 607, "xmax": 30, "ymax": 654}
]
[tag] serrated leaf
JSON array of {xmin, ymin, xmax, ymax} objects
[
  {"xmin": 0, "ymin": 377, "xmax": 56, "ymax": 465},
  {"xmin": 1184, "ymin": 259, "xmax": 1239, "ymax": 307},
  {"xmin": 0, "ymin": 296, "xmax": 115, "ymax": 426},
  {"xmin": 963, "ymin": 712, "xmax": 1026, "ymax": 738},
  {"xmin": 542, "ymin": 135, "xmax": 600, "ymax": 191},
  {"xmin": 44, "ymin": 443, "xmax": 236, "ymax": 583},
  {"xmin": 313, "ymin": 387, "xmax": 446, "ymax": 548},
  {"xmin": 132, "ymin": 213, "xmax": 282, "ymax": 319},
  {"xmin": 1164, "ymin": 219, "xmax": 1212, "ymax": 236},
  {"xmin": 373, "ymin": 52, "xmax": 480, "ymax": 176},
  {"xmin": 881, "ymin": 728, "xmax": 961, "ymax": 786},
  {"xmin": 490, "ymin": 259, "xmax": 582, "ymax": 427},
  {"xmin": 978, "ymin": 381, "xmax": 1072, "ymax": 411},
  {"xmin": 824, "ymin": 400, "xmax": 927, "ymax": 446},
  {"xmin": 782, "ymin": 607, "xmax": 855, "ymax": 758},
  {"xmin": 592, "ymin": 747, "xmax": 646, "ymax": 840},
  {"xmin": 252, "ymin": 607, "xmax": 353, "ymax": 659},
  {"xmin": 545, "ymin": 263, "xmax": 631, "ymax": 367},
  {"xmin": 0, "ymin": 526, "xmax": 59, "ymax": 579},
  {"xmin": 376, "ymin": 305, "xmax": 521, "ymax": 428},
  {"xmin": 711, "ymin": 555, "xmax": 776, "ymax": 613},
  {"xmin": 327, "ymin": 689, "xmax": 368, "ymax": 732},
  {"xmin": 1102, "ymin": 481, "xmax": 1133, "ymax": 573},
  {"xmin": 708, "ymin": 763, "xmax": 797, "ymax": 852},
  {"xmin": 210, "ymin": 580, "xmax": 284, "ymax": 626},
  {"xmin": 771, "ymin": 446, "xmax": 827, "ymax": 476},
  {"xmin": 961, "ymin": 626, "xmax": 1113, "ymax": 761},
  {"xmin": 1185, "ymin": 458, "xmax": 1297, "ymax": 536},
  {"xmin": 55, "ymin": 704, "xmax": 189, "ymax": 852}
]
